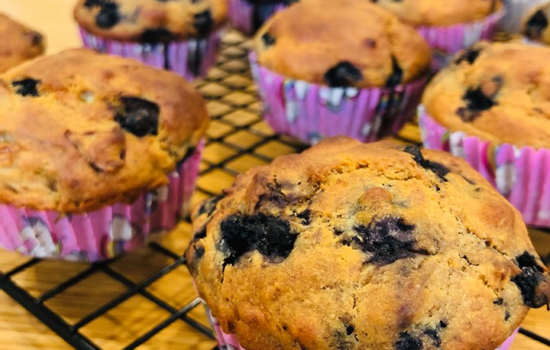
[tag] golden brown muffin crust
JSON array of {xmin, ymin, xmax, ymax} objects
[
  {"xmin": 0, "ymin": 13, "xmax": 44, "ymax": 74},
  {"xmin": 74, "ymin": 0, "xmax": 227, "ymax": 41},
  {"xmin": 423, "ymin": 41, "xmax": 550, "ymax": 149},
  {"xmin": 373, "ymin": 0, "xmax": 503, "ymax": 27},
  {"xmin": 254, "ymin": 0, "xmax": 431, "ymax": 88},
  {"xmin": 0, "ymin": 48, "xmax": 208, "ymax": 212},
  {"xmin": 187, "ymin": 137, "xmax": 550, "ymax": 350}
]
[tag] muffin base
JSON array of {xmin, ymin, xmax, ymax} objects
[
  {"xmin": 250, "ymin": 52, "xmax": 428, "ymax": 144},
  {"xmin": 205, "ymin": 305, "xmax": 519, "ymax": 350},
  {"xmin": 79, "ymin": 28, "xmax": 221, "ymax": 81},
  {"xmin": 417, "ymin": 11, "xmax": 504, "ymax": 71},
  {"xmin": 420, "ymin": 107, "xmax": 550, "ymax": 228},
  {"xmin": 228, "ymin": 0, "xmax": 287, "ymax": 35},
  {"xmin": 0, "ymin": 141, "xmax": 204, "ymax": 262}
]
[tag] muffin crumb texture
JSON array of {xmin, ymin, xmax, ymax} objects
[
  {"xmin": 254, "ymin": 0, "xmax": 431, "ymax": 88},
  {"xmin": 74, "ymin": 0, "xmax": 227, "ymax": 41},
  {"xmin": 188, "ymin": 137, "xmax": 550, "ymax": 350},
  {"xmin": 371, "ymin": 0, "xmax": 502, "ymax": 26},
  {"xmin": 0, "ymin": 48, "xmax": 208, "ymax": 212},
  {"xmin": 423, "ymin": 42, "xmax": 550, "ymax": 149},
  {"xmin": 0, "ymin": 13, "xmax": 44, "ymax": 73}
]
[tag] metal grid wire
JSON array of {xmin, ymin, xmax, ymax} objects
[{"xmin": 0, "ymin": 31, "xmax": 549, "ymax": 350}]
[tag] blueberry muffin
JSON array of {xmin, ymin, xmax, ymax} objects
[
  {"xmin": 0, "ymin": 13, "xmax": 44, "ymax": 74},
  {"xmin": 0, "ymin": 48, "xmax": 208, "ymax": 261},
  {"xmin": 423, "ymin": 42, "xmax": 550, "ymax": 148},
  {"xmin": 523, "ymin": 2, "xmax": 550, "ymax": 44},
  {"xmin": 74, "ymin": 0, "xmax": 226, "ymax": 41},
  {"xmin": 187, "ymin": 136, "xmax": 550, "ymax": 350},
  {"xmin": 74, "ymin": 0, "xmax": 228, "ymax": 79},
  {"xmin": 372, "ymin": 0, "xmax": 503, "ymax": 27},
  {"xmin": 254, "ymin": 0, "xmax": 431, "ymax": 88}
]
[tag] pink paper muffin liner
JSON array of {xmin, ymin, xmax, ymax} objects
[
  {"xmin": 228, "ymin": 0, "xmax": 287, "ymax": 35},
  {"xmin": 499, "ymin": 0, "xmax": 548, "ymax": 33},
  {"xmin": 420, "ymin": 106, "xmax": 550, "ymax": 228},
  {"xmin": 417, "ymin": 10, "xmax": 504, "ymax": 71},
  {"xmin": 79, "ymin": 27, "xmax": 221, "ymax": 81},
  {"xmin": 249, "ymin": 52, "xmax": 428, "ymax": 144},
  {"xmin": 0, "ymin": 141, "xmax": 204, "ymax": 262},
  {"xmin": 205, "ymin": 306, "xmax": 519, "ymax": 350}
]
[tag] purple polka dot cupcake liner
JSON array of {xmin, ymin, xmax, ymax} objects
[
  {"xmin": 0, "ymin": 141, "xmax": 204, "ymax": 262},
  {"xmin": 78, "ymin": 27, "xmax": 221, "ymax": 81},
  {"xmin": 499, "ymin": 0, "xmax": 548, "ymax": 33},
  {"xmin": 228, "ymin": 0, "xmax": 287, "ymax": 35},
  {"xmin": 204, "ymin": 306, "xmax": 519, "ymax": 350},
  {"xmin": 249, "ymin": 52, "xmax": 428, "ymax": 145},
  {"xmin": 420, "ymin": 106, "xmax": 550, "ymax": 228},
  {"xmin": 417, "ymin": 10, "xmax": 504, "ymax": 71}
]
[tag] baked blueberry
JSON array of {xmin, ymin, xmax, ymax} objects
[
  {"xmin": 395, "ymin": 332, "xmax": 422, "ymax": 350},
  {"xmin": 12, "ymin": 78, "xmax": 40, "ymax": 97},
  {"xmin": 193, "ymin": 10, "xmax": 214, "ymax": 37},
  {"xmin": 403, "ymin": 145, "xmax": 450, "ymax": 181},
  {"xmin": 386, "ymin": 56, "xmax": 403, "ymax": 88},
  {"xmin": 140, "ymin": 28, "xmax": 174, "ymax": 44},
  {"xmin": 525, "ymin": 10, "xmax": 548, "ymax": 39},
  {"xmin": 455, "ymin": 47, "xmax": 481, "ymax": 64},
  {"xmin": 95, "ymin": 2, "xmax": 120, "ymax": 29},
  {"xmin": 324, "ymin": 61, "xmax": 363, "ymax": 87},
  {"xmin": 115, "ymin": 97, "xmax": 160, "ymax": 137},
  {"xmin": 220, "ymin": 214, "xmax": 297, "ymax": 266},
  {"xmin": 456, "ymin": 87, "xmax": 496, "ymax": 122}
]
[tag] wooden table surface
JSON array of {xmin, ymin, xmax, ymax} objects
[{"xmin": 0, "ymin": 1, "xmax": 549, "ymax": 349}]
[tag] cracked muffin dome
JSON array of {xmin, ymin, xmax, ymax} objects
[
  {"xmin": 0, "ymin": 48, "xmax": 208, "ymax": 212},
  {"xmin": 74, "ymin": 0, "xmax": 227, "ymax": 42},
  {"xmin": 371, "ymin": 0, "xmax": 503, "ymax": 27},
  {"xmin": 423, "ymin": 41, "xmax": 550, "ymax": 149},
  {"xmin": 523, "ymin": 2, "xmax": 550, "ymax": 44},
  {"xmin": 187, "ymin": 136, "xmax": 550, "ymax": 350},
  {"xmin": 0, "ymin": 13, "xmax": 45, "ymax": 74},
  {"xmin": 253, "ymin": 0, "xmax": 431, "ymax": 88}
]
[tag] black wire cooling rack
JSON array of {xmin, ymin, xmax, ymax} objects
[{"xmin": 0, "ymin": 31, "xmax": 549, "ymax": 350}]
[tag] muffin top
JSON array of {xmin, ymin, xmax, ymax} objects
[
  {"xmin": 0, "ymin": 13, "xmax": 45, "ymax": 74},
  {"xmin": 524, "ymin": 3, "xmax": 550, "ymax": 44},
  {"xmin": 187, "ymin": 136, "xmax": 550, "ymax": 350},
  {"xmin": 372, "ymin": 0, "xmax": 502, "ymax": 27},
  {"xmin": 0, "ymin": 48, "xmax": 208, "ymax": 212},
  {"xmin": 74, "ymin": 0, "xmax": 227, "ymax": 42},
  {"xmin": 254, "ymin": 0, "xmax": 431, "ymax": 88},
  {"xmin": 423, "ymin": 41, "xmax": 550, "ymax": 149}
]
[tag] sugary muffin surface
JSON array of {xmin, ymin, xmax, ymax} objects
[
  {"xmin": 74, "ymin": 0, "xmax": 227, "ymax": 41},
  {"xmin": 372, "ymin": 0, "xmax": 502, "ymax": 26},
  {"xmin": 524, "ymin": 3, "xmax": 550, "ymax": 44},
  {"xmin": 0, "ymin": 48, "xmax": 208, "ymax": 212},
  {"xmin": 423, "ymin": 41, "xmax": 550, "ymax": 149},
  {"xmin": 254, "ymin": 0, "xmax": 431, "ymax": 88},
  {"xmin": 0, "ymin": 13, "xmax": 44, "ymax": 73},
  {"xmin": 187, "ymin": 137, "xmax": 550, "ymax": 350}
]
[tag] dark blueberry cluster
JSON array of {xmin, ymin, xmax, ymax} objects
[
  {"xmin": 220, "ymin": 213, "xmax": 298, "ymax": 267},
  {"xmin": 115, "ymin": 97, "xmax": 160, "ymax": 137},
  {"xmin": 193, "ymin": 10, "xmax": 214, "ymax": 37},
  {"xmin": 395, "ymin": 332, "xmax": 422, "ymax": 350},
  {"xmin": 324, "ymin": 61, "xmax": 363, "ymax": 87},
  {"xmin": 456, "ymin": 87, "xmax": 496, "ymax": 122},
  {"xmin": 12, "ymin": 78, "xmax": 41, "ymax": 97},
  {"xmin": 344, "ymin": 217, "xmax": 429, "ymax": 266},
  {"xmin": 455, "ymin": 47, "xmax": 481, "ymax": 65},
  {"xmin": 386, "ymin": 56, "xmax": 403, "ymax": 88},
  {"xmin": 403, "ymin": 145, "xmax": 450, "ymax": 181},
  {"xmin": 85, "ymin": 0, "xmax": 120, "ymax": 29},
  {"xmin": 511, "ymin": 252, "xmax": 549, "ymax": 308},
  {"xmin": 140, "ymin": 28, "xmax": 174, "ymax": 44},
  {"xmin": 525, "ymin": 10, "xmax": 549, "ymax": 39}
]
